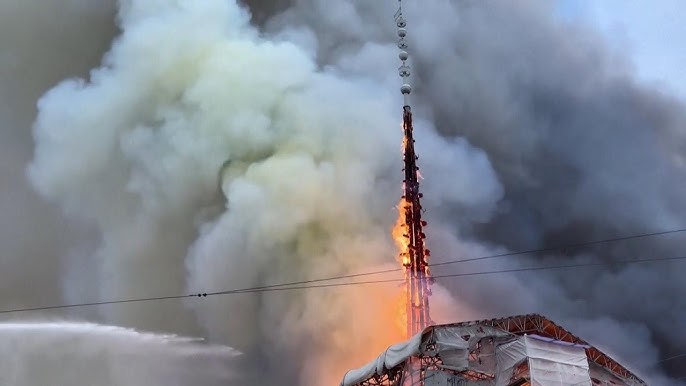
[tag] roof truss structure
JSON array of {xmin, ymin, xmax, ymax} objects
[{"xmin": 448, "ymin": 314, "xmax": 644, "ymax": 384}]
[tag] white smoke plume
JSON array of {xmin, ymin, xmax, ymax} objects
[{"xmin": 27, "ymin": 0, "xmax": 498, "ymax": 384}]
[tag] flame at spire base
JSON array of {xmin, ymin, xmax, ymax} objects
[
  {"xmin": 392, "ymin": 197, "xmax": 412, "ymax": 267},
  {"xmin": 391, "ymin": 108, "xmax": 433, "ymax": 339}
]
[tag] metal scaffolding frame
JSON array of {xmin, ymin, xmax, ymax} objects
[
  {"xmin": 443, "ymin": 314, "xmax": 645, "ymax": 384},
  {"xmin": 345, "ymin": 314, "xmax": 646, "ymax": 386}
]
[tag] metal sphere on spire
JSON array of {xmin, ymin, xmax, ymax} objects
[
  {"xmin": 399, "ymin": 66, "xmax": 410, "ymax": 78},
  {"xmin": 395, "ymin": 3, "xmax": 412, "ymax": 102}
]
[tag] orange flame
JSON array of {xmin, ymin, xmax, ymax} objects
[
  {"xmin": 392, "ymin": 195, "xmax": 413, "ymax": 340},
  {"xmin": 392, "ymin": 198, "xmax": 411, "ymax": 266},
  {"xmin": 394, "ymin": 287, "xmax": 408, "ymax": 334},
  {"xmin": 394, "ymin": 119, "xmax": 416, "ymax": 339}
]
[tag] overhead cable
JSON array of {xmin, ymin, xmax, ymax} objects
[{"xmin": 1, "ymin": 254, "xmax": 685, "ymax": 315}]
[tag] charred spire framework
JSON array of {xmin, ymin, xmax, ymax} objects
[{"xmin": 394, "ymin": 1, "xmax": 433, "ymax": 340}]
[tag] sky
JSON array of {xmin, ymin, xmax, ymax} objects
[{"xmin": 557, "ymin": 0, "xmax": 686, "ymax": 99}]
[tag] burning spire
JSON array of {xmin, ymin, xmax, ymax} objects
[{"xmin": 392, "ymin": 1, "xmax": 433, "ymax": 338}]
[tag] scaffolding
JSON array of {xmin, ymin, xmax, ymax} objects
[{"xmin": 340, "ymin": 314, "xmax": 647, "ymax": 386}]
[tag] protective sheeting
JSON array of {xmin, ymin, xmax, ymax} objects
[
  {"xmin": 495, "ymin": 338, "xmax": 527, "ymax": 384},
  {"xmin": 342, "ymin": 324, "xmax": 511, "ymax": 385},
  {"xmin": 341, "ymin": 315, "xmax": 643, "ymax": 386},
  {"xmin": 589, "ymin": 362, "xmax": 639, "ymax": 386},
  {"xmin": 340, "ymin": 331, "xmax": 424, "ymax": 386},
  {"xmin": 425, "ymin": 370, "xmax": 495, "ymax": 386},
  {"xmin": 469, "ymin": 338, "xmax": 497, "ymax": 374},
  {"xmin": 496, "ymin": 335, "xmax": 591, "ymax": 386},
  {"xmin": 528, "ymin": 335, "xmax": 591, "ymax": 386},
  {"xmin": 431, "ymin": 324, "xmax": 513, "ymax": 371},
  {"xmin": 440, "ymin": 325, "xmax": 513, "ymax": 346},
  {"xmin": 431, "ymin": 325, "xmax": 476, "ymax": 370},
  {"xmin": 425, "ymin": 370, "xmax": 466, "ymax": 386},
  {"xmin": 341, "ymin": 326, "xmax": 479, "ymax": 386}
]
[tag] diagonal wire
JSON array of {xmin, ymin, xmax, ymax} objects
[
  {"xmin": 0, "ymin": 254, "xmax": 684, "ymax": 315},
  {"xmin": 1, "ymin": 227, "xmax": 680, "ymax": 315},
  {"xmin": 209, "ymin": 227, "xmax": 686, "ymax": 292},
  {"xmin": 193, "ymin": 227, "xmax": 686, "ymax": 294},
  {"xmin": 429, "ymin": 228, "xmax": 686, "ymax": 267},
  {"xmin": 658, "ymin": 353, "xmax": 686, "ymax": 363},
  {"xmin": 0, "ymin": 294, "xmax": 193, "ymax": 315}
]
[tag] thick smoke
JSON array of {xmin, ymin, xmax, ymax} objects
[
  {"xmin": 247, "ymin": 0, "xmax": 686, "ymax": 384},
  {"xmin": 0, "ymin": 322, "xmax": 237, "ymax": 386},
  {"xmin": 4, "ymin": 0, "xmax": 685, "ymax": 385},
  {"xmin": 28, "ymin": 0, "xmax": 494, "ymax": 384}
]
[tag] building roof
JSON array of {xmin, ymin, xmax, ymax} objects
[
  {"xmin": 341, "ymin": 314, "xmax": 646, "ymax": 386},
  {"xmin": 448, "ymin": 314, "xmax": 644, "ymax": 384}
]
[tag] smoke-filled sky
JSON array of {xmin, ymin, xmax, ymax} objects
[
  {"xmin": 1, "ymin": 1, "xmax": 686, "ymax": 385},
  {"xmin": 556, "ymin": 0, "xmax": 686, "ymax": 99}
]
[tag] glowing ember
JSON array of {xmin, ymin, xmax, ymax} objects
[
  {"xmin": 392, "ymin": 107, "xmax": 433, "ymax": 339},
  {"xmin": 392, "ymin": 198, "xmax": 412, "ymax": 267}
]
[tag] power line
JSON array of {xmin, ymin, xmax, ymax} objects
[
  {"xmin": 658, "ymin": 353, "xmax": 686, "ymax": 363},
  {"xmin": 196, "ymin": 227, "xmax": 686, "ymax": 292},
  {"xmin": 214, "ymin": 254, "xmax": 686, "ymax": 293},
  {"xmin": 430, "ymin": 255, "xmax": 686, "ymax": 281},
  {"xmin": 1, "ymin": 254, "xmax": 685, "ymax": 315},
  {"xmin": 1, "ymin": 227, "xmax": 680, "ymax": 317},
  {"xmin": 0, "ymin": 294, "xmax": 192, "ymax": 315},
  {"xmin": 429, "ymin": 227, "xmax": 686, "ymax": 268},
  {"xmin": 1, "ymin": 229, "xmax": 684, "ymax": 314}
]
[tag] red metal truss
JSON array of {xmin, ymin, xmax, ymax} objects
[{"xmin": 447, "ymin": 314, "xmax": 645, "ymax": 384}]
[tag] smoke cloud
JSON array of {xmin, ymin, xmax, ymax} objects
[
  {"xmin": 1, "ymin": 0, "xmax": 684, "ymax": 385},
  {"xmin": 0, "ymin": 322, "xmax": 237, "ymax": 386},
  {"xmin": 27, "ymin": 0, "xmax": 494, "ymax": 383},
  {"xmin": 246, "ymin": 0, "xmax": 686, "ymax": 384}
]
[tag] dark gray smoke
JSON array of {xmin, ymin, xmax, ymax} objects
[{"xmin": 244, "ymin": 0, "xmax": 686, "ymax": 383}]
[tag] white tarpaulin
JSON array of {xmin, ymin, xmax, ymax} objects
[
  {"xmin": 496, "ymin": 335, "xmax": 591, "ymax": 386},
  {"xmin": 340, "ymin": 332, "xmax": 424, "ymax": 386},
  {"xmin": 424, "ymin": 370, "xmax": 471, "ymax": 386},
  {"xmin": 341, "ymin": 324, "xmax": 513, "ymax": 386},
  {"xmin": 431, "ymin": 325, "xmax": 473, "ymax": 370},
  {"xmin": 340, "ymin": 326, "xmax": 475, "ymax": 386},
  {"xmin": 495, "ymin": 338, "xmax": 526, "ymax": 385},
  {"xmin": 424, "ymin": 370, "xmax": 452, "ymax": 386}
]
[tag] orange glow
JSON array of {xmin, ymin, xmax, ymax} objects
[
  {"xmin": 394, "ymin": 286, "xmax": 408, "ymax": 334},
  {"xmin": 392, "ymin": 198, "xmax": 411, "ymax": 266},
  {"xmin": 391, "ymin": 193, "xmax": 412, "ymax": 339},
  {"xmin": 314, "ymin": 280, "xmax": 407, "ymax": 384}
]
